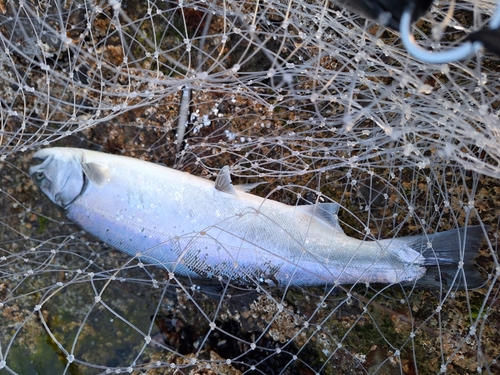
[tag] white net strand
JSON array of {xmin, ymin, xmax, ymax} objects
[{"xmin": 1, "ymin": 0, "xmax": 500, "ymax": 374}]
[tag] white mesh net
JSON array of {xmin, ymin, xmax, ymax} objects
[{"xmin": 1, "ymin": 0, "xmax": 499, "ymax": 374}]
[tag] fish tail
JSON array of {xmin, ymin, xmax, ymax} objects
[{"xmin": 401, "ymin": 225, "xmax": 487, "ymax": 289}]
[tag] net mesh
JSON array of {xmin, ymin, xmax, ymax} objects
[{"xmin": 1, "ymin": 0, "xmax": 499, "ymax": 374}]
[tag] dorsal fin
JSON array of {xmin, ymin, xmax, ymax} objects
[
  {"xmin": 82, "ymin": 162, "xmax": 110, "ymax": 186},
  {"xmin": 215, "ymin": 166, "xmax": 237, "ymax": 195},
  {"xmin": 299, "ymin": 203, "xmax": 344, "ymax": 233},
  {"xmin": 234, "ymin": 182, "xmax": 265, "ymax": 193}
]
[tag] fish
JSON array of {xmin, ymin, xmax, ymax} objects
[
  {"xmin": 466, "ymin": 27, "xmax": 500, "ymax": 57},
  {"xmin": 334, "ymin": 0, "xmax": 433, "ymax": 31},
  {"xmin": 29, "ymin": 147, "xmax": 485, "ymax": 289}
]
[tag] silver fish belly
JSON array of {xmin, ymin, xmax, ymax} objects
[{"xmin": 29, "ymin": 148, "xmax": 483, "ymax": 288}]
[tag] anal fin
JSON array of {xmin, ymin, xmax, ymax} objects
[{"xmin": 298, "ymin": 202, "xmax": 344, "ymax": 234}]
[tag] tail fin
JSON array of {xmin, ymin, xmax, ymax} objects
[{"xmin": 400, "ymin": 226, "xmax": 486, "ymax": 289}]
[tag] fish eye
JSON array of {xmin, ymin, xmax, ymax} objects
[{"xmin": 34, "ymin": 171, "xmax": 45, "ymax": 182}]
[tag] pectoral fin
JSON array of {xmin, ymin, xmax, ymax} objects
[{"xmin": 82, "ymin": 162, "xmax": 110, "ymax": 186}]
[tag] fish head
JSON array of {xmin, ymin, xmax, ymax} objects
[{"xmin": 30, "ymin": 148, "xmax": 85, "ymax": 208}]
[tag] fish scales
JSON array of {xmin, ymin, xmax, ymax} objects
[{"xmin": 29, "ymin": 148, "xmax": 485, "ymax": 288}]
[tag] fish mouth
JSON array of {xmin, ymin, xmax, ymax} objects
[{"xmin": 31, "ymin": 148, "xmax": 58, "ymax": 165}]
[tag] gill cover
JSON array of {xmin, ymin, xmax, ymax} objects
[{"xmin": 30, "ymin": 148, "xmax": 86, "ymax": 208}]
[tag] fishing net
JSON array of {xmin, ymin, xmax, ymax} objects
[{"xmin": 1, "ymin": 0, "xmax": 499, "ymax": 373}]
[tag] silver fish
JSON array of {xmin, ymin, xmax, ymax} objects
[{"xmin": 29, "ymin": 148, "xmax": 484, "ymax": 288}]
